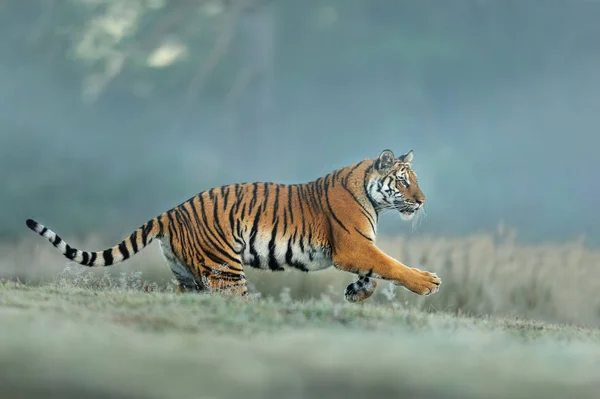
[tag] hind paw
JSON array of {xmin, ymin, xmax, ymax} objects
[{"xmin": 344, "ymin": 278, "xmax": 378, "ymax": 303}]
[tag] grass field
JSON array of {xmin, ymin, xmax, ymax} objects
[
  {"xmin": 1, "ymin": 279, "xmax": 600, "ymax": 399},
  {"xmin": 2, "ymin": 229, "xmax": 600, "ymax": 398},
  {"xmin": 5, "ymin": 227, "xmax": 600, "ymax": 326}
]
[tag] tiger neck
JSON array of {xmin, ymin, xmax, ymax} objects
[{"xmin": 341, "ymin": 160, "xmax": 380, "ymax": 229}]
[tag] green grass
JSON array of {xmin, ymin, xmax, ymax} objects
[{"xmin": 1, "ymin": 280, "xmax": 600, "ymax": 399}]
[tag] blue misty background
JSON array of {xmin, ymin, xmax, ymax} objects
[{"xmin": 1, "ymin": 0, "xmax": 598, "ymax": 244}]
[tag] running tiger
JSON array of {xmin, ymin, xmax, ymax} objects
[{"xmin": 25, "ymin": 149, "xmax": 441, "ymax": 301}]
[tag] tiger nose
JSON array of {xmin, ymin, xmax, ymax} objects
[{"xmin": 416, "ymin": 198, "xmax": 425, "ymax": 205}]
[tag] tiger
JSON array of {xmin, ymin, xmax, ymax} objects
[{"xmin": 25, "ymin": 149, "xmax": 441, "ymax": 301}]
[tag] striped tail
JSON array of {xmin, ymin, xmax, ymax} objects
[{"xmin": 25, "ymin": 218, "xmax": 162, "ymax": 267}]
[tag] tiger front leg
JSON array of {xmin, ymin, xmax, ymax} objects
[
  {"xmin": 344, "ymin": 276, "xmax": 378, "ymax": 303},
  {"xmin": 334, "ymin": 244, "xmax": 441, "ymax": 296}
]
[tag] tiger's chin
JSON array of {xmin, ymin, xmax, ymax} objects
[{"xmin": 399, "ymin": 209, "xmax": 417, "ymax": 221}]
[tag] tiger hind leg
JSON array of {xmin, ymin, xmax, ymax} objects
[
  {"xmin": 159, "ymin": 240, "xmax": 205, "ymax": 294},
  {"xmin": 344, "ymin": 276, "xmax": 378, "ymax": 303},
  {"xmin": 202, "ymin": 262, "xmax": 248, "ymax": 298},
  {"xmin": 158, "ymin": 239, "xmax": 247, "ymax": 298}
]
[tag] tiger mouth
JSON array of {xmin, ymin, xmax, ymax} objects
[
  {"xmin": 399, "ymin": 208, "xmax": 416, "ymax": 220},
  {"xmin": 400, "ymin": 209, "xmax": 416, "ymax": 217},
  {"xmin": 399, "ymin": 204, "xmax": 419, "ymax": 214},
  {"xmin": 398, "ymin": 204, "xmax": 420, "ymax": 219}
]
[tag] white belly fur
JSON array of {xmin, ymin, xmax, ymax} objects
[
  {"xmin": 240, "ymin": 231, "xmax": 332, "ymax": 271},
  {"xmin": 158, "ymin": 239, "xmax": 197, "ymax": 285}
]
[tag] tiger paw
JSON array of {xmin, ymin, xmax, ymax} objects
[
  {"xmin": 344, "ymin": 278, "xmax": 378, "ymax": 302},
  {"xmin": 406, "ymin": 268, "xmax": 441, "ymax": 295}
]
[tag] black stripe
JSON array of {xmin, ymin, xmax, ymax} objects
[
  {"xmin": 157, "ymin": 216, "xmax": 165, "ymax": 237},
  {"xmin": 130, "ymin": 231, "xmax": 139, "ymax": 253},
  {"xmin": 330, "ymin": 169, "xmax": 340, "ymax": 186},
  {"xmin": 142, "ymin": 219, "xmax": 154, "ymax": 245},
  {"xmin": 360, "ymin": 209, "xmax": 377, "ymax": 234},
  {"xmin": 196, "ymin": 196, "xmax": 241, "ymax": 266},
  {"xmin": 211, "ymin": 194, "xmax": 237, "ymax": 254},
  {"xmin": 228, "ymin": 205, "xmax": 242, "ymax": 250},
  {"xmin": 118, "ymin": 241, "xmax": 130, "ymax": 260},
  {"xmin": 169, "ymin": 209, "xmax": 206, "ymax": 270},
  {"xmin": 40, "ymin": 227, "xmax": 48, "ymax": 235},
  {"xmin": 301, "ymin": 184, "xmax": 313, "ymax": 213},
  {"xmin": 354, "ymin": 227, "xmax": 373, "ymax": 242},
  {"xmin": 248, "ymin": 210, "xmax": 262, "ymax": 268},
  {"xmin": 324, "ymin": 194, "xmax": 350, "ymax": 234},
  {"xmin": 287, "ymin": 185, "xmax": 294, "ymax": 224},
  {"xmin": 178, "ymin": 204, "xmax": 208, "ymax": 266},
  {"xmin": 325, "ymin": 217, "xmax": 336, "ymax": 255},
  {"xmin": 232, "ymin": 184, "xmax": 244, "ymax": 216},
  {"xmin": 191, "ymin": 199, "xmax": 239, "ymax": 268},
  {"xmin": 342, "ymin": 161, "xmax": 363, "ymax": 186},
  {"xmin": 167, "ymin": 209, "xmax": 192, "ymax": 266},
  {"xmin": 262, "ymin": 183, "xmax": 270, "ymax": 213},
  {"xmin": 208, "ymin": 269, "xmax": 245, "ymax": 281},
  {"xmin": 222, "ymin": 186, "xmax": 230, "ymax": 211},
  {"xmin": 249, "ymin": 183, "xmax": 259, "ymax": 209},
  {"xmin": 267, "ymin": 220, "xmax": 283, "ymax": 271},
  {"xmin": 52, "ymin": 235, "xmax": 62, "ymax": 247},
  {"xmin": 89, "ymin": 252, "xmax": 97, "ymax": 266},
  {"xmin": 313, "ymin": 177, "xmax": 323, "ymax": 199},
  {"xmin": 204, "ymin": 250, "xmax": 228, "ymax": 266},
  {"xmin": 306, "ymin": 181, "xmax": 320, "ymax": 212},
  {"xmin": 81, "ymin": 251, "xmax": 89, "ymax": 265},
  {"xmin": 188, "ymin": 197, "xmax": 214, "ymax": 248},
  {"xmin": 340, "ymin": 179, "xmax": 376, "ymax": 232},
  {"xmin": 65, "ymin": 246, "xmax": 76, "ymax": 260},
  {"xmin": 228, "ymin": 203, "xmax": 236, "ymax": 230},
  {"xmin": 196, "ymin": 196, "xmax": 226, "ymax": 248},
  {"xmin": 282, "ymin": 207, "xmax": 288, "ymax": 235},
  {"xmin": 286, "ymin": 238, "xmax": 309, "ymax": 272},
  {"xmin": 236, "ymin": 222, "xmax": 244, "ymax": 242},
  {"xmin": 363, "ymin": 165, "xmax": 380, "ymax": 218},
  {"xmin": 240, "ymin": 202, "xmax": 247, "ymax": 219},
  {"xmin": 296, "ymin": 185, "xmax": 307, "ymax": 239},
  {"xmin": 271, "ymin": 184, "xmax": 280, "ymax": 224},
  {"xmin": 103, "ymin": 249, "xmax": 114, "ymax": 266}
]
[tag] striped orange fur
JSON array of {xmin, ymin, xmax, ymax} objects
[{"xmin": 25, "ymin": 149, "xmax": 441, "ymax": 300}]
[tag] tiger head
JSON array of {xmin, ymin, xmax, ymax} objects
[{"xmin": 367, "ymin": 149, "xmax": 426, "ymax": 220}]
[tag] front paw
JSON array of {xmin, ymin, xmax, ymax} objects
[
  {"xmin": 406, "ymin": 268, "xmax": 441, "ymax": 295},
  {"xmin": 344, "ymin": 278, "xmax": 378, "ymax": 303}
]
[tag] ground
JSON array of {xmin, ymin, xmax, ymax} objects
[{"xmin": 1, "ymin": 280, "xmax": 599, "ymax": 399}]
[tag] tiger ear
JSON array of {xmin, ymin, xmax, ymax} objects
[
  {"xmin": 375, "ymin": 149, "xmax": 395, "ymax": 171},
  {"xmin": 399, "ymin": 150, "xmax": 414, "ymax": 164}
]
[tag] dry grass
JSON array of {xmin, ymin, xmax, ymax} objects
[
  {"xmin": 2, "ymin": 228, "xmax": 600, "ymax": 399},
  {"xmin": 3, "ymin": 226, "xmax": 600, "ymax": 327},
  {"xmin": 1, "ymin": 280, "xmax": 600, "ymax": 399}
]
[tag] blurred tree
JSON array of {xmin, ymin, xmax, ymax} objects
[
  {"xmin": 2, "ymin": 0, "xmax": 600, "ymax": 242},
  {"xmin": 227, "ymin": 0, "xmax": 276, "ymax": 163}
]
